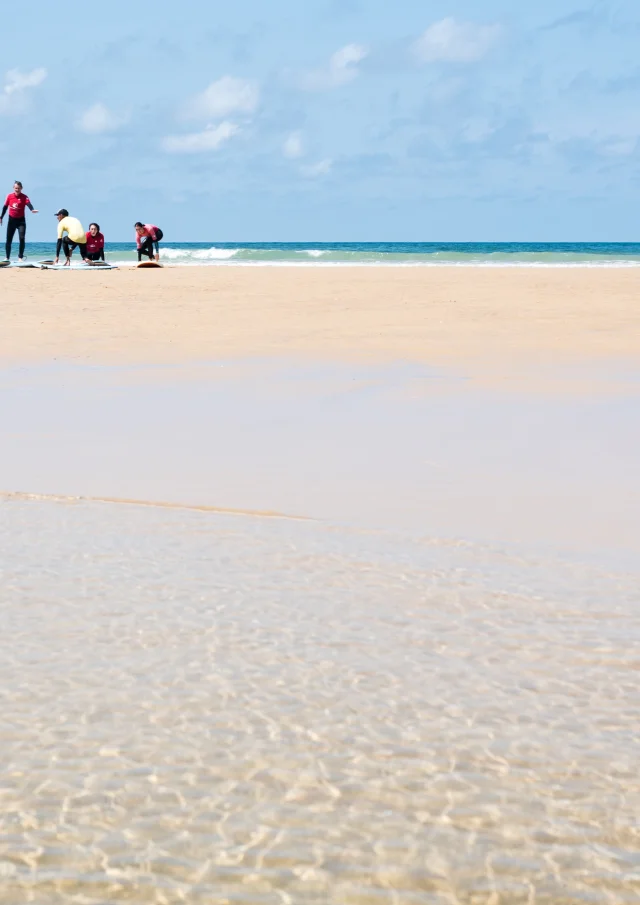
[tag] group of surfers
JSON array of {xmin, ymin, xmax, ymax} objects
[{"xmin": 1, "ymin": 181, "xmax": 163, "ymax": 265}]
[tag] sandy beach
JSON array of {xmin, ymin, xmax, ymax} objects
[
  {"xmin": 2, "ymin": 266, "xmax": 640, "ymax": 904},
  {"xmin": 2, "ymin": 266, "xmax": 640, "ymax": 369},
  {"xmin": 2, "ymin": 263, "xmax": 640, "ymax": 550}
]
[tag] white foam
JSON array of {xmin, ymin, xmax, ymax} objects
[
  {"xmin": 155, "ymin": 259, "xmax": 640, "ymax": 269},
  {"xmin": 159, "ymin": 246, "xmax": 239, "ymax": 261},
  {"xmin": 158, "ymin": 248, "xmax": 188, "ymax": 260},
  {"xmin": 193, "ymin": 247, "xmax": 239, "ymax": 260},
  {"xmin": 104, "ymin": 256, "xmax": 640, "ymax": 270}
]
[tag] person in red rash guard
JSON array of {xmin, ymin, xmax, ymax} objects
[
  {"xmin": 85, "ymin": 223, "xmax": 105, "ymax": 261},
  {"xmin": 0, "ymin": 180, "xmax": 39, "ymax": 261}
]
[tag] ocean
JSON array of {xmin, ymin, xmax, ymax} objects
[{"xmin": 17, "ymin": 240, "xmax": 640, "ymax": 266}]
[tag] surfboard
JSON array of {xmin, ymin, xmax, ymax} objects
[
  {"xmin": 137, "ymin": 261, "xmax": 163, "ymax": 268},
  {"xmin": 0, "ymin": 260, "xmax": 10, "ymax": 268},
  {"xmin": 40, "ymin": 263, "xmax": 118, "ymax": 270},
  {"xmin": 9, "ymin": 261, "xmax": 39, "ymax": 268}
]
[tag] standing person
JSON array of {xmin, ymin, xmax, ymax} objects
[
  {"xmin": 135, "ymin": 222, "xmax": 163, "ymax": 262},
  {"xmin": 54, "ymin": 209, "xmax": 87, "ymax": 265},
  {"xmin": 0, "ymin": 180, "xmax": 39, "ymax": 261},
  {"xmin": 85, "ymin": 222, "xmax": 105, "ymax": 261}
]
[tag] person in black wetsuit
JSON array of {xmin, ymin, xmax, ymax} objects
[
  {"xmin": 0, "ymin": 181, "xmax": 39, "ymax": 261},
  {"xmin": 134, "ymin": 222, "xmax": 163, "ymax": 262}
]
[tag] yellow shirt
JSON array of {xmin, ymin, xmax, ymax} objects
[{"xmin": 57, "ymin": 216, "xmax": 86, "ymax": 243}]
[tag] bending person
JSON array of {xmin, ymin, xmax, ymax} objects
[
  {"xmin": 54, "ymin": 209, "xmax": 87, "ymax": 265},
  {"xmin": 86, "ymin": 222, "xmax": 105, "ymax": 261},
  {"xmin": 135, "ymin": 222, "xmax": 163, "ymax": 262},
  {"xmin": 1, "ymin": 180, "xmax": 39, "ymax": 261}
]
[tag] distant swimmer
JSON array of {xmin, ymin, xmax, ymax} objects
[
  {"xmin": 1, "ymin": 180, "xmax": 39, "ymax": 261},
  {"xmin": 86, "ymin": 222, "xmax": 105, "ymax": 261},
  {"xmin": 135, "ymin": 222, "xmax": 163, "ymax": 262},
  {"xmin": 54, "ymin": 209, "xmax": 87, "ymax": 265}
]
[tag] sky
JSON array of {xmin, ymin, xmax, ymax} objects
[{"xmin": 1, "ymin": 0, "xmax": 639, "ymax": 241}]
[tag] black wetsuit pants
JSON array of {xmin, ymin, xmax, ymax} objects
[
  {"xmin": 5, "ymin": 216, "xmax": 26, "ymax": 259},
  {"xmin": 59, "ymin": 237, "xmax": 87, "ymax": 260}
]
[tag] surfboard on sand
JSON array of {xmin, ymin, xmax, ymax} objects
[
  {"xmin": 137, "ymin": 260, "xmax": 163, "ymax": 268},
  {"xmin": 40, "ymin": 262, "xmax": 118, "ymax": 270},
  {"xmin": 1, "ymin": 259, "xmax": 54, "ymax": 268}
]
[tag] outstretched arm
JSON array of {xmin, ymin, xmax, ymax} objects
[{"xmin": 27, "ymin": 201, "xmax": 39, "ymax": 214}]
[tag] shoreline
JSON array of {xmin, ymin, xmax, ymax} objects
[
  {"xmin": 2, "ymin": 265, "xmax": 639, "ymax": 370},
  {"xmin": 10, "ymin": 260, "xmax": 640, "ymax": 272}
]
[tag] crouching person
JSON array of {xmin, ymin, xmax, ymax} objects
[{"xmin": 54, "ymin": 209, "xmax": 87, "ymax": 265}]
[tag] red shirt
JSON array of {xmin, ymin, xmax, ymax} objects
[
  {"xmin": 85, "ymin": 231, "xmax": 105, "ymax": 254},
  {"xmin": 4, "ymin": 192, "xmax": 31, "ymax": 218}
]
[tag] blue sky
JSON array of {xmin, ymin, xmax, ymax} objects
[{"xmin": 1, "ymin": 0, "xmax": 639, "ymax": 241}]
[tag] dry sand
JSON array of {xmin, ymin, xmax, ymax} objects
[{"xmin": 2, "ymin": 266, "xmax": 639, "ymax": 368}]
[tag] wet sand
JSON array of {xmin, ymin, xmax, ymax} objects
[
  {"xmin": 1, "ymin": 359, "xmax": 639, "ymax": 564},
  {"xmin": 2, "ymin": 268, "xmax": 640, "ymax": 903},
  {"xmin": 2, "ymin": 266, "xmax": 640, "ymax": 371}
]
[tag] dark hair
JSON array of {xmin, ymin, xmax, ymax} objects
[
  {"xmin": 134, "ymin": 221, "xmax": 144, "ymax": 228},
  {"xmin": 14, "ymin": 180, "xmax": 22, "ymax": 189},
  {"xmin": 89, "ymin": 222, "xmax": 100, "ymax": 232}
]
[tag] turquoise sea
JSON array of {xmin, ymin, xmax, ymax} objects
[{"xmin": 16, "ymin": 240, "xmax": 640, "ymax": 266}]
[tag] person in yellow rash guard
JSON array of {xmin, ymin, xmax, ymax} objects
[{"xmin": 54, "ymin": 208, "xmax": 87, "ymax": 265}]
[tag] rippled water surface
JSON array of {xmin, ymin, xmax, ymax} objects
[{"xmin": 1, "ymin": 497, "xmax": 639, "ymax": 904}]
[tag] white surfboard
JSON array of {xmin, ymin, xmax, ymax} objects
[{"xmin": 40, "ymin": 263, "xmax": 118, "ymax": 270}]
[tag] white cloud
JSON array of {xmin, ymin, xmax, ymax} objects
[
  {"xmin": 303, "ymin": 44, "xmax": 369, "ymax": 90},
  {"xmin": 461, "ymin": 118, "xmax": 496, "ymax": 143},
  {"xmin": 162, "ymin": 121, "xmax": 239, "ymax": 154},
  {"xmin": 283, "ymin": 132, "xmax": 304, "ymax": 159},
  {"xmin": 0, "ymin": 67, "xmax": 47, "ymax": 114},
  {"xmin": 601, "ymin": 137, "xmax": 637, "ymax": 156},
  {"xmin": 184, "ymin": 76, "xmax": 259, "ymax": 120},
  {"xmin": 3, "ymin": 68, "xmax": 47, "ymax": 95},
  {"xmin": 301, "ymin": 158, "xmax": 333, "ymax": 177},
  {"xmin": 77, "ymin": 103, "xmax": 125, "ymax": 134},
  {"xmin": 412, "ymin": 18, "xmax": 501, "ymax": 64}
]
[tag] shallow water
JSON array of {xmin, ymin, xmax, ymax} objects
[
  {"xmin": 2, "ymin": 359, "xmax": 640, "ymax": 568},
  {"xmin": 1, "ymin": 497, "xmax": 639, "ymax": 904},
  {"xmin": 1, "ymin": 358, "xmax": 639, "ymax": 903}
]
